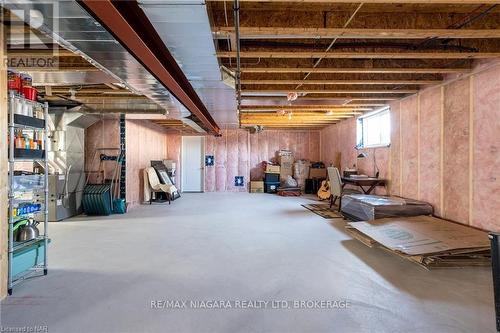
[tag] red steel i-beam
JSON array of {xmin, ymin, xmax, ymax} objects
[{"xmin": 77, "ymin": 0, "xmax": 221, "ymax": 135}]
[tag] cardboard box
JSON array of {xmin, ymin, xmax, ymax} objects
[
  {"xmin": 347, "ymin": 215, "xmax": 490, "ymax": 256},
  {"xmin": 250, "ymin": 181, "xmax": 264, "ymax": 193},
  {"xmin": 346, "ymin": 215, "xmax": 491, "ymax": 269},
  {"xmin": 265, "ymin": 165, "xmax": 280, "ymax": 174},
  {"xmin": 279, "ymin": 155, "xmax": 294, "ymax": 181},
  {"xmin": 309, "ymin": 168, "xmax": 327, "ymax": 179}
]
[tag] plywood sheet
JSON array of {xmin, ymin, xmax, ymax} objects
[
  {"xmin": 472, "ymin": 66, "xmax": 500, "ymax": 232},
  {"xmin": 400, "ymin": 96, "xmax": 419, "ymax": 199},
  {"xmin": 443, "ymin": 79, "xmax": 470, "ymax": 224},
  {"xmin": 419, "ymin": 87, "xmax": 442, "ymax": 215}
]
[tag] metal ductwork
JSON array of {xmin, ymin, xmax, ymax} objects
[
  {"xmin": 76, "ymin": 0, "xmax": 221, "ymax": 134},
  {"xmin": 2, "ymin": 0, "xmax": 219, "ymax": 132},
  {"xmin": 29, "ymin": 71, "xmax": 117, "ymax": 86},
  {"xmin": 137, "ymin": 0, "xmax": 237, "ymax": 127}
]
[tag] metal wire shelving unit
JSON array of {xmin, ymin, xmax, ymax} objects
[{"xmin": 7, "ymin": 92, "xmax": 49, "ymax": 295}]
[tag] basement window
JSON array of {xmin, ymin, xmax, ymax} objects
[{"xmin": 357, "ymin": 108, "xmax": 391, "ymax": 148}]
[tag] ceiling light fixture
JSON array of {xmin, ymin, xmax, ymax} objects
[{"xmin": 287, "ymin": 92, "xmax": 298, "ymax": 102}]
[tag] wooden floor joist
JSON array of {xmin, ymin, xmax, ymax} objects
[
  {"xmin": 215, "ymin": 27, "xmax": 500, "ymax": 39},
  {"xmin": 209, "ymin": 0, "xmax": 500, "ymax": 3},
  {"xmin": 297, "ymin": 97, "xmax": 399, "ymax": 101},
  {"xmin": 218, "ymin": 51, "xmax": 500, "ymax": 59},
  {"xmin": 241, "ymin": 96, "xmax": 399, "ymax": 101},
  {"xmin": 241, "ymin": 106, "xmax": 371, "ymax": 111},
  {"xmin": 209, "ymin": 0, "xmax": 500, "ymax": 129},
  {"xmin": 241, "ymin": 79, "xmax": 440, "ymax": 85},
  {"xmin": 239, "ymin": 67, "xmax": 471, "ymax": 74},
  {"xmin": 242, "ymin": 89, "xmax": 419, "ymax": 94}
]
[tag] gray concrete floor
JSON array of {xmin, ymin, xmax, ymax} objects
[{"xmin": 0, "ymin": 193, "xmax": 496, "ymax": 333}]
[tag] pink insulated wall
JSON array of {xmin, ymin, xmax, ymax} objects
[
  {"xmin": 204, "ymin": 128, "xmax": 321, "ymax": 192},
  {"xmin": 125, "ymin": 120, "xmax": 169, "ymax": 206},
  {"xmin": 86, "ymin": 119, "xmax": 170, "ymax": 207},
  {"xmin": 320, "ymin": 61, "xmax": 500, "ymax": 232}
]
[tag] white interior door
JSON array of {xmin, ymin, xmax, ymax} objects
[{"xmin": 181, "ymin": 136, "xmax": 204, "ymax": 192}]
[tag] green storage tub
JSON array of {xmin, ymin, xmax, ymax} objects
[{"xmin": 12, "ymin": 239, "xmax": 49, "ymax": 278}]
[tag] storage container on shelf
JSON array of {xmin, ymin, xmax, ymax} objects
[
  {"xmin": 20, "ymin": 73, "xmax": 32, "ymax": 87},
  {"xmin": 8, "ymin": 71, "xmax": 22, "ymax": 93}
]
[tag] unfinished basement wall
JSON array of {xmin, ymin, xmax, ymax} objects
[
  {"xmin": 320, "ymin": 61, "xmax": 500, "ymax": 232},
  {"xmin": 319, "ymin": 119, "xmax": 390, "ymax": 196},
  {"xmin": 85, "ymin": 119, "xmax": 120, "ymax": 185},
  {"xmin": 125, "ymin": 120, "xmax": 169, "ymax": 206},
  {"xmin": 165, "ymin": 130, "xmax": 182, "ymax": 187},
  {"xmin": 204, "ymin": 128, "xmax": 321, "ymax": 192},
  {"xmin": 85, "ymin": 119, "xmax": 170, "ymax": 207}
]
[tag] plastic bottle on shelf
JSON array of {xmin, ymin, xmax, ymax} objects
[
  {"xmin": 14, "ymin": 131, "xmax": 22, "ymax": 149},
  {"xmin": 24, "ymin": 133, "xmax": 30, "ymax": 150}
]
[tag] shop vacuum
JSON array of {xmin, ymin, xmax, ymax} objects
[{"xmin": 490, "ymin": 233, "xmax": 500, "ymax": 332}]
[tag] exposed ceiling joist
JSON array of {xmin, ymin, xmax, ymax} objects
[
  {"xmin": 242, "ymin": 111, "xmax": 365, "ymax": 115},
  {"xmin": 241, "ymin": 106, "xmax": 372, "ymax": 110},
  {"xmin": 208, "ymin": 0, "xmax": 500, "ymax": 3},
  {"xmin": 242, "ymin": 115, "xmax": 352, "ymax": 119},
  {"xmin": 209, "ymin": 0, "xmax": 500, "ymax": 130},
  {"xmin": 241, "ymin": 79, "xmax": 440, "ymax": 85},
  {"xmin": 214, "ymin": 27, "xmax": 500, "ymax": 39},
  {"xmin": 241, "ymin": 96, "xmax": 398, "ymax": 101},
  {"xmin": 242, "ymin": 89, "xmax": 418, "ymax": 94},
  {"xmin": 239, "ymin": 67, "xmax": 471, "ymax": 74},
  {"xmin": 297, "ymin": 97, "xmax": 399, "ymax": 101},
  {"xmin": 218, "ymin": 51, "xmax": 500, "ymax": 59}
]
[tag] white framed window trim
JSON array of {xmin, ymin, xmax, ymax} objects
[{"xmin": 357, "ymin": 107, "xmax": 391, "ymax": 149}]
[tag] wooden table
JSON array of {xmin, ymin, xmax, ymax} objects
[{"xmin": 341, "ymin": 177, "xmax": 386, "ymax": 195}]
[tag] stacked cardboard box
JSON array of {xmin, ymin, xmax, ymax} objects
[
  {"xmin": 250, "ymin": 181, "xmax": 264, "ymax": 193},
  {"xmin": 346, "ymin": 215, "xmax": 491, "ymax": 269}
]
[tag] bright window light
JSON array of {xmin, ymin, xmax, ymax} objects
[{"xmin": 357, "ymin": 108, "xmax": 391, "ymax": 148}]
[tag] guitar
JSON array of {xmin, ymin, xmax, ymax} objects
[{"xmin": 317, "ymin": 180, "xmax": 331, "ymax": 200}]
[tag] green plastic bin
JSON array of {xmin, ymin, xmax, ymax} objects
[{"xmin": 12, "ymin": 239, "xmax": 49, "ymax": 278}]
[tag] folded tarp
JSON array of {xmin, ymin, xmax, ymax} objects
[{"xmin": 341, "ymin": 194, "xmax": 433, "ymax": 221}]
